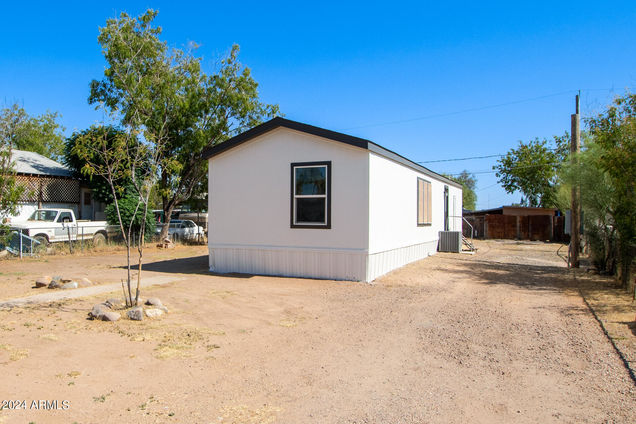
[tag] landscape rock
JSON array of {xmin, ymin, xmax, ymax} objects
[
  {"xmin": 145, "ymin": 297, "xmax": 168, "ymax": 312},
  {"xmin": 145, "ymin": 308, "xmax": 165, "ymax": 318},
  {"xmin": 52, "ymin": 276, "xmax": 62, "ymax": 282},
  {"xmin": 105, "ymin": 298, "xmax": 124, "ymax": 309},
  {"xmin": 0, "ymin": 249, "xmax": 8, "ymax": 258},
  {"xmin": 35, "ymin": 276, "xmax": 51, "ymax": 288},
  {"xmin": 61, "ymin": 282, "xmax": 78, "ymax": 290},
  {"xmin": 88, "ymin": 303, "xmax": 111, "ymax": 319},
  {"xmin": 145, "ymin": 297, "xmax": 163, "ymax": 307},
  {"xmin": 78, "ymin": 279, "xmax": 92, "ymax": 288},
  {"xmin": 48, "ymin": 280, "xmax": 62, "ymax": 289},
  {"xmin": 100, "ymin": 311, "xmax": 121, "ymax": 322},
  {"xmin": 127, "ymin": 306, "xmax": 144, "ymax": 321}
]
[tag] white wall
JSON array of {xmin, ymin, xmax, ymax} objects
[
  {"xmin": 208, "ymin": 128, "xmax": 369, "ymax": 280},
  {"xmin": 367, "ymin": 152, "xmax": 462, "ymax": 280}
]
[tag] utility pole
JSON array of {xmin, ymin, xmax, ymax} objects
[{"xmin": 570, "ymin": 93, "xmax": 581, "ymax": 268}]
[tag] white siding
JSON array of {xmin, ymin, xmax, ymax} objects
[
  {"xmin": 367, "ymin": 152, "xmax": 462, "ymax": 281},
  {"xmin": 208, "ymin": 125, "xmax": 463, "ymax": 283},
  {"xmin": 208, "ymin": 128, "xmax": 369, "ymax": 280}
]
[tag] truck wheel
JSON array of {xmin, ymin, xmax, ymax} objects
[{"xmin": 93, "ymin": 232, "xmax": 106, "ymax": 247}]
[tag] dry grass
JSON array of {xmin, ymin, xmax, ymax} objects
[
  {"xmin": 219, "ymin": 404, "xmax": 283, "ymax": 424},
  {"xmin": 209, "ymin": 289, "xmax": 237, "ymax": 299},
  {"xmin": 153, "ymin": 325, "xmax": 211, "ymax": 359},
  {"xmin": 1, "ymin": 344, "xmax": 30, "ymax": 361},
  {"xmin": 39, "ymin": 333, "xmax": 58, "ymax": 341}
]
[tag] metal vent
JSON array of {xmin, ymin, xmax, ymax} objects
[{"xmin": 438, "ymin": 231, "xmax": 462, "ymax": 253}]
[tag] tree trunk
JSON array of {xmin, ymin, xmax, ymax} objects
[{"xmin": 159, "ymin": 202, "xmax": 177, "ymax": 241}]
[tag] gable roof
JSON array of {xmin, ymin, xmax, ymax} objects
[
  {"xmin": 10, "ymin": 149, "xmax": 74, "ymax": 178},
  {"xmin": 203, "ymin": 117, "xmax": 461, "ymax": 188}
]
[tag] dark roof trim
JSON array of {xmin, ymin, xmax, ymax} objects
[
  {"xmin": 202, "ymin": 117, "xmax": 369, "ymax": 159},
  {"xmin": 203, "ymin": 117, "xmax": 461, "ymax": 189}
]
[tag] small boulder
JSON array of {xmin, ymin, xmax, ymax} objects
[
  {"xmin": 61, "ymin": 282, "xmax": 78, "ymax": 290},
  {"xmin": 35, "ymin": 276, "xmax": 50, "ymax": 288},
  {"xmin": 88, "ymin": 303, "xmax": 111, "ymax": 319},
  {"xmin": 78, "ymin": 277, "xmax": 93, "ymax": 287},
  {"xmin": 145, "ymin": 297, "xmax": 168, "ymax": 312},
  {"xmin": 127, "ymin": 306, "xmax": 144, "ymax": 321},
  {"xmin": 145, "ymin": 308, "xmax": 164, "ymax": 318},
  {"xmin": 145, "ymin": 297, "xmax": 163, "ymax": 307},
  {"xmin": 100, "ymin": 311, "xmax": 121, "ymax": 322},
  {"xmin": 48, "ymin": 280, "xmax": 62, "ymax": 289},
  {"xmin": 105, "ymin": 298, "xmax": 124, "ymax": 309}
]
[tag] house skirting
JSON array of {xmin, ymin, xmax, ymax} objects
[
  {"xmin": 366, "ymin": 239, "xmax": 438, "ymax": 281},
  {"xmin": 209, "ymin": 240, "xmax": 438, "ymax": 283}
]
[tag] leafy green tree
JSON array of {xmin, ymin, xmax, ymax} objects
[
  {"xmin": 89, "ymin": 10, "xmax": 279, "ymax": 239},
  {"xmin": 560, "ymin": 138, "xmax": 617, "ymax": 273},
  {"xmin": 585, "ymin": 93, "xmax": 636, "ymax": 289},
  {"xmin": 71, "ymin": 125, "xmax": 152, "ymax": 306},
  {"xmin": 0, "ymin": 107, "xmax": 26, "ymax": 238},
  {"xmin": 65, "ymin": 126, "xmax": 131, "ymax": 204},
  {"xmin": 0, "ymin": 104, "xmax": 65, "ymax": 161},
  {"xmin": 105, "ymin": 192, "xmax": 155, "ymax": 241},
  {"xmin": 443, "ymin": 170, "xmax": 477, "ymax": 210},
  {"xmin": 493, "ymin": 134, "xmax": 569, "ymax": 207}
]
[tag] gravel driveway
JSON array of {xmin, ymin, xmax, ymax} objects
[{"xmin": 0, "ymin": 240, "xmax": 634, "ymax": 423}]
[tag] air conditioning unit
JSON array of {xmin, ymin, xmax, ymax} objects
[{"xmin": 438, "ymin": 231, "xmax": 462, "ymax": 253}]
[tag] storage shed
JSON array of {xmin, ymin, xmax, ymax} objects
[{"xmin": 204, "ymin": 118, "xmax": 462, "ymax": 282}]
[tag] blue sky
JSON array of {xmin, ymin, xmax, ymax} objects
[{"xmin": 1, "ymin": 1, "xmax": 634, "ymax": 209}]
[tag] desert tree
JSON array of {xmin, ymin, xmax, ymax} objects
[
  {"xmin": 0, "ymin": 103, "xmax": 65, "ymax": 161},
  {"xmin": 71, "ymin": 126, "xmax": 152, "ymax": 306},
  {"xmin": 585, "ymin": 93, "xmax": 636, "ymax": 289},
  {"xmin": 89, "ymin": 10, "xmax": 279, "ymax": 240},
  {"xmin": 0, "ymin": 106, "xmax": 26, "ymax": 236},
  {"xmin": 494, "ymin": 134, "xmax": 569, "ymax": 207}
]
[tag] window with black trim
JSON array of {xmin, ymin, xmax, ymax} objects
[
  {"xmin": 291, "ymin": 161, "xmax": 331, "ymax": 228},
  {"xmin": 417, "ymin": 178, "xmax": 432, "ymax": 226}
]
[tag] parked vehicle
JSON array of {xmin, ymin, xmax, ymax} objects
[
  {"xmin": 9, "ymin": 209, "xmax": 108, "ymax": 246},
  {"xmin": 177, "ymin": 212, "xmax": 208, "ymax": 235},
  {"xmin": 155, "ymin": 219, "xmax": 205, "ymax": 242}
]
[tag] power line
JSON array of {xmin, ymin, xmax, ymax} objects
[
  {"xmin": 477, "ymin": 182, "xmax": 500, "ymax": 192},
  {"xmin": 341, "ymin": 89, "xmax": 577, "ymax": 130},
  {"xmin": 417, "ymin": 146, "xmax": 563, "ymax": 164},
  {"xmin": 341, "ymin": 86, "xmax": 631, "ymax": 131},
  {"xmin": 446, "ymin": 161, "xmax": 563, "ymax": 176},
  {"xmin": 417, "ymin": 153, "xmax": 503, "ymax": 164}
]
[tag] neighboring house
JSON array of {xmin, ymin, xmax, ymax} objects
[
  {"xmin": 204, "ymin": 117, "xmax": 463, "ymax": 282},
  {"xmin": 463, "ymin": 205, "xmax": 564, "ymax": 241},
  {"xmin": 7, "ymin": 149, "xmax": 105, "ymax": 222}
]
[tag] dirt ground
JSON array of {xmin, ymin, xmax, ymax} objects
[{"xmin": 0, "ymin": 240, "xmax": 635, "ymax": 423}]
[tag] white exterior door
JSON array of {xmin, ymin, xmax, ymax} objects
[{"xmin": 81, "ymin": 189, "xmax": 93, "ymax": 220}]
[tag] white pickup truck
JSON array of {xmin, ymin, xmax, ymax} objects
[{"xmin": 10, "ymin": 208, "xmax": 108, "ymax": 246}]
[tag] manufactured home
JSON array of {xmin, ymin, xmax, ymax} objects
[{"xmin": 204, "ymin": 118, "xmax": 462, "ymax": 282}]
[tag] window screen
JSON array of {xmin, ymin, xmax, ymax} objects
[
  {"xmin": 417, "ymin": 178, "xmax": 432, "ymax": 225},
  {"xmin": 291, "ymin": 161, "xmax": 331, "ymax": 228}
]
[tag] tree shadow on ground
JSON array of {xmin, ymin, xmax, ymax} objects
[
  {"xmin": 127, "ymin": 255, "xmax": 254, "ymax": 279},
  {"xmin": 439, "ymin": 257, "xmax": 573, "ymax": 292}
]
